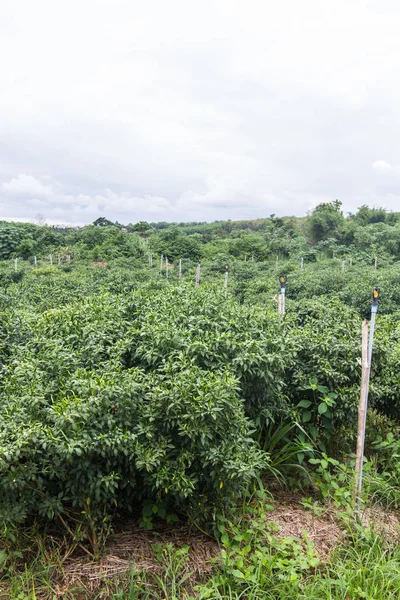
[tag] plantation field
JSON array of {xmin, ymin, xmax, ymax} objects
[{"xmin": 1, "ymin": 207, "xmax": 400, "ymax": 599}]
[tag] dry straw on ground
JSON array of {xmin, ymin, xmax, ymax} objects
[{"xmin": 58, "ymin": 494, "xmax": 400, "ymax": 594}]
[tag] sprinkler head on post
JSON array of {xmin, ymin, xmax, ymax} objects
[
  {"xmin": 279, "ymin": 274, "xmax": 286, "ymax": 294},
  {"xmin": 371, "ymin": 287, "xmax": 380, "ymax": 313}
]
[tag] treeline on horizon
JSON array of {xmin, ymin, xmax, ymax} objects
[{"xmin": 1, "ymin": 200, "xmax": 400, "ymax": 263}]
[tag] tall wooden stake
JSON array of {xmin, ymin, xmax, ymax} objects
[
  {"xmin": 278, "ymin": 274, "xmax": 286, "ymax": 315},
  {"xmin": 354, "ymin": 321, "xmax": 369, "ymax": 511},
  {"xmin": 354, "ymin": 288, "xmax": 380, "ymax": 516}
]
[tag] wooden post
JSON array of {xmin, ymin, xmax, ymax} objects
[
  {"xmin": 354, "ymin": 321, "xmax": 369, "ymax": 511},
  {"xmin": 224, "ymin": 265, "xmax": 228, "ymax": 293},
  {"xmin": 278, "ymin": 275, "xmax": 286, "ymax": 315}
]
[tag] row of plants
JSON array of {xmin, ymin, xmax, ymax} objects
[{"xmin": 1, "ymin": 266, "xmax": 400, "ymax": 544}]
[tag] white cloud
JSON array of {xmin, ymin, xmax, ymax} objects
[
  {"xmin": 2, "ymin": 174, "xmax": 53, "ymax": 197},
  {"xmin": 372, "ymin": 161, "xmax": 396, "ymax": 173}
]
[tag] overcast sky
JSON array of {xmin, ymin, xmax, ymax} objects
[{"xmin": 1, "ymin": 0, "xmax": 400, "ymax": 225}]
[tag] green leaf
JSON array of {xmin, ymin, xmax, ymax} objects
[
  {"xmin": 302, "ymin": 411, "xmax": 312, "ymax": 423},
  {"xmin": 298, "ymin": 400, "xmax": 312, "ymax": 409},
  {"xmin": 318, "ymin": 402, "xmax": 328, "ymax": 415}
]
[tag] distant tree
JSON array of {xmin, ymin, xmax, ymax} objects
[
  {"xmin": 308, "ymin": 200, "xmax": 344, "ymax": 243},
  {"xmin": 130, "ymin": 221, "xmax": 152, "ymax": 236},
  {"xmin": 93, "ymin": 217, "xmax": 115, "ymax": 227},
  {"xmin": 16, "ymin": 238, "xmax": 37, "ymax": 259},
  {"xmin": 34, "ymin": 213, "xmax": 46, "ymax": 226}
]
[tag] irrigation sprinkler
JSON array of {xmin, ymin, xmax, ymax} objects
[
  {"xmin": 355, "ymin": 287, "xmax": 380, "ymax": 517},
  {"xmin": 278, "ymin": 274, "xmax": 286, "ymax": 315},
  {"xmin": 224, "ymin": 264, "xmax": 229, "ymax": 294}
]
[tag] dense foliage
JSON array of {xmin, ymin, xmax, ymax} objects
[{"xmin": 1, "ymin": 204, "xmax": 400, "ymax": 547}]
